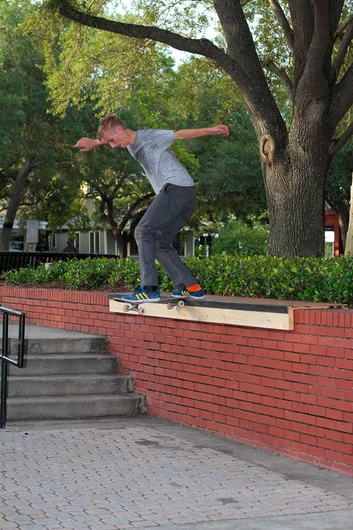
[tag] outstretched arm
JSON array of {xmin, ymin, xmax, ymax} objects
[
  {"xmin": 73, "ymin": 137, "xmax": 108, "ymax": 152},
  {"xmin": 174, "ymin": 125, "xmax": 229, "ymax": 140}
]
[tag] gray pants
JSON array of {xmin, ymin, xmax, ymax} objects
[{"xmin": 134, "ymin": 184, "xmax": 197, "ymax": 289}]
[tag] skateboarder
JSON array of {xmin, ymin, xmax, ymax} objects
[{"xmin": 74, "ymin": 116, "xmax": 229, "ymax": 303}]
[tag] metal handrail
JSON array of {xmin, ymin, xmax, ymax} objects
[{"xmin": 0, "ymin": 305, "xmax": 25, "ymax": 428}]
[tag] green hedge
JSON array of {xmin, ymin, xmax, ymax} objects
[
  {"xmin": 2, "ymin": 257, "xmax": 140, "ymax": 291},
  {"xmin": 3, "ymin": 254, "xmax": 353, "ymax": 306}
]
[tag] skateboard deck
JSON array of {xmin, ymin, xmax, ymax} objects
[{"xmin": 112, "ymin": 297, "xmax": 187, "ymax": 314}]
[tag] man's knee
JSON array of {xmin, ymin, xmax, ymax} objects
[{"xmin": 134, "ymin": 223, "xmax": 155, "ymax": 244}]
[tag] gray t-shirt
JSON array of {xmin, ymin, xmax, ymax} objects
[{"xmin": 127, "ymin": 129, "xmax": 194, "ymax": 195}]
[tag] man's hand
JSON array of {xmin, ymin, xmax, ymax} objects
[
  {"xmin": 73, "ymin": 137, "xmax": 106, "ymax": 152},
  {"xmin": 207, "ymin": 125, "xmax": 230, "ymax": 137}
]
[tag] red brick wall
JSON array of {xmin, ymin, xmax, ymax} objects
[{"xmin": 1, "ymin": 286, "xmax": 353, "ymax": 476}]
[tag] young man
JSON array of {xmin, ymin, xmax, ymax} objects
[{"xmin": 74, "ymin": 116, "xmax": 229, "ymax": 302}]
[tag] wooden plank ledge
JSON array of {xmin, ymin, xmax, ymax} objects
[
  {"xmin": 109, "ymin": 294, "xmax": 346, "ymax": 330},
  {"xmin": 108, "ymin": 294, "xmax": 346, "ymax": 330}
]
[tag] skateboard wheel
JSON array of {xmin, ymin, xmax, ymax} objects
[
  {"xmin": 178, "ymin": 300, "xmax": 185, "ymax": 307},
  {"xmin": 123, "ymin": 305, "xmax": 130, "ymax": 312},
  {"xmin": 167, "ymin": 303, "xmax": 173, "ymax": 309},
  {"xmin": 138, "ymin": 307, "xmax": 145, "ymax": 314}
]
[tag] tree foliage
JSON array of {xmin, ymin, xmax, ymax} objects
[
  {"xmin": 0, "ymin": 0, "xmax": 88, "ymax": 247},
  {"xmin": 212, "ymin": 218, "xmax": 268, "ymax": 256}
]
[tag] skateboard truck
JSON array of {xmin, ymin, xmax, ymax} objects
[
  {"xmin": 123, "ymin": 303, "xmax": 145, "ymax": 314},
  {"xmin": 167, "ymin": 299, "xmax": 185, "ymax": 310}
]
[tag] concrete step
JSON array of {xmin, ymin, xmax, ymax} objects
[
  {"xmin": 6, "ymin": 354, "xmax": 119, "ymax": 376},
  {"xmin": 7, "ymin": 374, "xmax": 133, "ymax": 397},
  {"xmin": 8, "ymin": 337, "xmax": 108, "ymax": 356},
  {"xmin": 7, "ymin": 393, "xmax": 147, "ymax": 421},
  {"xmin": 3, "ymin": 326, "xmax": 108, "ymax": 355}
]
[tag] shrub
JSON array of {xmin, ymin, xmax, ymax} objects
[
  {"xmin": 3, "ymin": 258, "xmax": 140, "ymax": 290},
  {"xmin": 3, "ymin": 254, "xmax": 353, "ymax": 306}
]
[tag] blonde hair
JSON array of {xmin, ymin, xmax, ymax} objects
[{"xmin": 97, "ymin": 114, "xmax": 126, "ymax": 139}]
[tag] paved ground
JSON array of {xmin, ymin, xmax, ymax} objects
[{"xmin": 1, "ymin": 416, "xmax": 353, "ymax": 530}]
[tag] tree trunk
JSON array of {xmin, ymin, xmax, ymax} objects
[
  {"xmin": 334, "ymin": 206, "xmax": 348, "ymax": 253},
  {"xmin": 0, "ymin": 155, "xmax": 37, "ymax": 251},
  {"xmin": 261, "ymin": 134, "xmax": 329, "ymax": 257},
  {"xmin": 99, "ymin": 198, "xmax": 128, "ymax": 258},
  {"xmin": 112, "ymin": 228, "xmax": 127, "ymax": 258}
]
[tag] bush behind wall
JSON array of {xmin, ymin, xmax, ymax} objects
[{"xmin": 3, "ymin": 254, "xmax": 353, "ymax": 306}]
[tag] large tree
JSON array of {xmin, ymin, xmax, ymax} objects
[{"xmin": 40, "ymin": 0, "xmax": 353, "ymax": 257}]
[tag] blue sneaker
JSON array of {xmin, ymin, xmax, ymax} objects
[
  {"xmin": 171, "ymin": 288, "xmax": 190, "ymax": 298},
  {"xmin": 171, "ymin": 287, "xmax": 205, "ymax": 300},
  {"xmin": 122, "ymin": 287, "xmax": 160, "ymax": 303}
]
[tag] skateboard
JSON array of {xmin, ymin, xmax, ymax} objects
[{"xmin": 112, "ymin": 297, "xmax": 187, "ymax": 314}]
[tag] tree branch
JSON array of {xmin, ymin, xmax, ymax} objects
[
  {"xmin": 262, "ymin": 60, "xmax": 293, "ymax": 102},
  {"xmin": 332, "ymin": 18, "xmax": 353, "ymax": 81},
  {"xmin": 304, "ymin": 0, "xmax": 330, "ymax": 82},
  {"xmin": 21, "ymin": 197, "xmax": 42, "ymax": 207},
  {"xmin": 29, "ymin": 154, "xmax": 41, "ymax": 168},
  {"xmin": 329, "ymin": 120, "xmax": 353, "ymax": 159},
  {"xmin": 288, "ymin": 0, "xmax": 314, "ymax": 82},
  {"xmin": 331, "ymin": 62, "xmax": 353, "ymax": 126},
  {"xmin": 268, "ymin": 0, "xmax": 294, "ymax": 55},
  {"xmin": 328, "ymin": 0, "xmax": 346, "ymax": 40},
  {"xmin": 105, "ymin": 198, "xmax": 119, "ymax": 229},
  {"xmin": 213, "ymin": 0, "xmax": 288, "ymax": 141},
  {"xmin": 99, "ymin": 196, "xmax": 109, "ymax": 224},
  {"xmin": 47, "ymin": 0, "xmax": 235, "ymax": 73},
  {"xmin": 334, "ymin": 12, "xmax": 353, "ymax": 40},
  {"xmin": 112, "ymin": 174, "xmax": 128, "ymax": 196}
]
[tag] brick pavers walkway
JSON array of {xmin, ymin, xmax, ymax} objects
[{"xmin": 1, "ymin": 417, "xmax": 353, "ymax": 530}]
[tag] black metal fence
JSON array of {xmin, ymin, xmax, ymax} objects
[
  {"xmin": 0, "ymin": 251, "xmax": 118, "ymax": 274},
  {"xmin": 0, "ymin": 305, "xmax": 25, "ymax": 428}
]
